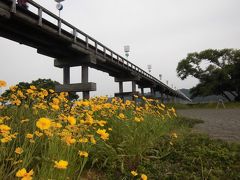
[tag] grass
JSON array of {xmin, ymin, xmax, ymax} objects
[{"xmin": 89, "ymin": 117, "xmax": 240, "ymax": 179}]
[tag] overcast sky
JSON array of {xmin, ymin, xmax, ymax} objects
[{"xmin": 0, "ymin": 0, "xmax": 240, "ymax": 97}]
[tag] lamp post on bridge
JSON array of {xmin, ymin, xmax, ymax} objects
[
  {"xmin": 147, "ymin": 64, "xmax": 152, "ymax": 73},
  {"xmin": 124, "ymin": 45, "xmax": 130, "ymax": 59},
  {"xmin": 159, "ymin": 74, "xmax": 162, "ymax": 81},
  {"xmin": 55, "ymin": 0, "xmax": 64, "ymax": 17}
]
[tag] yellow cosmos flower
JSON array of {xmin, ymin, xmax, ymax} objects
[
  {"xmin": 96, "ymin": 129, "xmax": 109, "ymax": 141},
  {"xmin": 34, "ymin": 131, "xmax": 43, "ymax": 137},
  {"xmin": 63, "ymin": 136, "xmax": 76, "ymax": 146},
  {"xmin": 131, "ymin": 170, "xmax": 138, "ymax": 176},
  {"xmin": 17, "ymin": 90, "xmax": 25, "ymax": 98},
  {"xmin": 36, "ymin": 118, "xmax": 51, "ymax": 130},
  {"xmin": 67, "ymin": 116, "xmax": 76, "ymax": 125},
  {"xmin": 79, "ymin": 137, "xmax": 88, "ymax": 143},
  {"xmin": 11, "ymin": 94, "xmax": 17, "ymax": 100},
  {"xmin": 90, "ymin": 136, "xmax": 96, "ymax": 144},
  {"xmin": 12, "ymin": 99, "xmax": 21, "ymax": 106},
  {"xmin": 51, "ymin": 104, "xmax": 60, "ymax": 111},
  {"xmin": 0, "ymin": 124, "xmax": 11, "ymax": 133},
  {"xmin": 52, "ymin": 122, "xmax": 62, "ymax": 129},
  {"xmin": 160, "ymin": 103, "xmax": 165, "ymax": 108},
  {"xmin": 54, "ymin": 160, "xmax": 68, "ymax": 169},
  {"xmin": 42, "ymin": 89, "xmax": 48, "ymax": 96},
  {"xmin": 52, "ymin": 98, "xmax": 60, "ymax": 105},
  {"xmin": 26, "ymin": 133, "xmax": 34, "ymax": 139},
  {"xmin": 125, "ymin": 100, "xmax": 131, "ymax": 106},
  {"xmin": 1, "ymin": 136, "xmax": 12, "ymax": 143},
  {"xmin": 171, "ymin": 107, "xmax": 176, "ymax": 113},
  {"xmin": 15, "ymin": 147, "xmax": 24, "ymax": 154},
  {"xmin": 0, "ymin": 105, "xmax": 4, "ymax": 110},
  {"xmin": 78, "ymin": 151, "xmax": 89, "ymax": 158},
  {"xmin": 82, "ymin": 101, "xmax": 90, "ymax": 106},
  {"xmin": 103, "ymin": 103, "xmax": 111, "ymax": 109},
  {"xmin": 134, "ymin": 117, "xmax": 141, "ymax": 122},
  {"xmin": 30, "ymin": 85, "xmax": 37, "ymax": 90},
  {"xmin": 97, "ymin": 120, "xmax": 107, "ymax": 127},
  {"xmin": 0, "ymin": 80, "xmax": 7, "ymax": 87},
  {"xmin": 49, "ymin": 89, "xmax": 54, "ymax": 93},
  {"xmin": 16, "ymin": 168, "xmax": 34, "ymax": 180},
  {"xmin": 171, "ymin": 132, "xmax": 178, "ymax": 139},
  {"xmin": 26, "ymin": 89, "xmax": 34, "ymax": 94},
  {"xmin": 118, "ymin": 113, "xmax": 125, "ymax": 120},
  {"xmin": 141, "ymin": 174, "xmax": 148, "ymax": 180},
  {"xmin": 10, "ymin": 85, "xmax": 18, "ymax": 92},
  {"xmin": 85, "ymin": 113, "xmax": 94, "ymax": 125}
]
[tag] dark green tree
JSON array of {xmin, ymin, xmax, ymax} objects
[{"xmin": 177, "ymin": 49, "xmax": 240, "ymax": 101}]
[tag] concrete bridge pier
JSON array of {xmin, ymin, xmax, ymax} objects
[
  {"xmin": 140, "ymin": 88, "xmax": 144, "ymax": 96},
  {"xmin": 63, "ymin": 67, "xmax": 70, "ymax": 84},
  {"xmin": 132, "ymin": 81, "xmax": 137, "ymax": 93},
  {"xmin": 166, "ymin": 94, "xmax": 169, "ymax": 103},
  {"xmin": 160, "ymin": 91, "xmax": 164, "ymax": 103},
  {"xmin": 150, "ymin": 88, "xmax": 155, "ymax": 97},
  {"xmin": 119, "ymin": 81, "xmax": 123, "ymax": 93},
  {"xmin": 114, "ymin": 77, "xmax": 140, "ymax": 100},
  {"xmin": 54, "ymin": 57, "xmax": 97, "ymax": 100},
  {"xmin": 82, "ymin": 65, "xmax": 90, "ymax": 99}
]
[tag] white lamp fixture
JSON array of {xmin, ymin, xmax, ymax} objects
[
  {"xmin": 55, "ymin": 0, "xmax": 65, "ymax": 17},
  {"xmin": 147, "ymin": 64, "xmax": 152, "ymax": 73},
  {"xmin": 124, "ymin": 45, "xmax": 130, "ymax": 58},
  {"xmin": 159, "ymin": 74, "xmax": 162, "ymax": 81}
]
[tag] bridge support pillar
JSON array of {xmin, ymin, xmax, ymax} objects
[
  {"xmin": 63, "ymin": 67, "xmax": 70, "ymax": 84},
  {"xmin": 114, "ymin": 77, "xmax": 139, "ymax": 100},
  {"xmin": 55, "ymin": 57, "xmax": 96, "ymax": 99},
  {"xmin": 132, "ymin": 81, "xmax": 136, "ymax": 93},
  {"xmin": 150, "ymin": 88, "xmax": 155, "ymax": 97},
  {"xmin": 141, "ymin": 88, "xmax": 144, "ymax": 96},
  {"xmin": 82, "ymin": 66, "xmax": 90, "ymax": 99},
  {"xmin": 166, "ymin": 94, "xmax": 169, "ymax": 103},
  {"xmin": 119, "ymin": 82, "xmax": 123, "ymax": 93},
  {"xmin": 160, "ymin": 91, "xmax": 164, "ymax": 103}
]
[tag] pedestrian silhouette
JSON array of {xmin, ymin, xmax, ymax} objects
[{"xmin": 17, "ymin": 0, "xmax": 28, "ymax": 9}]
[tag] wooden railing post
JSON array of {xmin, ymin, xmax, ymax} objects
[
  {"xmin": 86, "ymin": 36, "xmax": 89, "ymax": 49},
  {"xmin": 11, "ymin": 0, "xmax": 16, "ymax": 13},
  {"xmin": 58, "ymin": 19, "xmax": 62, "ymax": 35},
  {"xmin": 73, "ymin": 29, "xmax": 77, "ymax": 43},
  {"xmin": 38, "ymin": 8, "xmax": 42, "ymax": 26}
]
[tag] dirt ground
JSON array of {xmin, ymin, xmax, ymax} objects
[{"xmin": 177, "ymin": 108, "xmax": 240, "ymax": 142}]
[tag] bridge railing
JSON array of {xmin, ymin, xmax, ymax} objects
[{"xmin": 7, "ymin": 0, "xmax": 186, "ymax": 99}]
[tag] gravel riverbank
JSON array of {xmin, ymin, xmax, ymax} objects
[{"xmin": 178, "ymin": 109, "xmax": 240, "ymax": 142}]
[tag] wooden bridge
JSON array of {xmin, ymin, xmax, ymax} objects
[{"xmin": 0, "ymin": 0, "xmax": 191, "ymax": 101}]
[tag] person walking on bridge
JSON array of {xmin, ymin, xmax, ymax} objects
[{"xmin": 17, "ymin": 0, "xmax": 28, "ymax": 9}]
